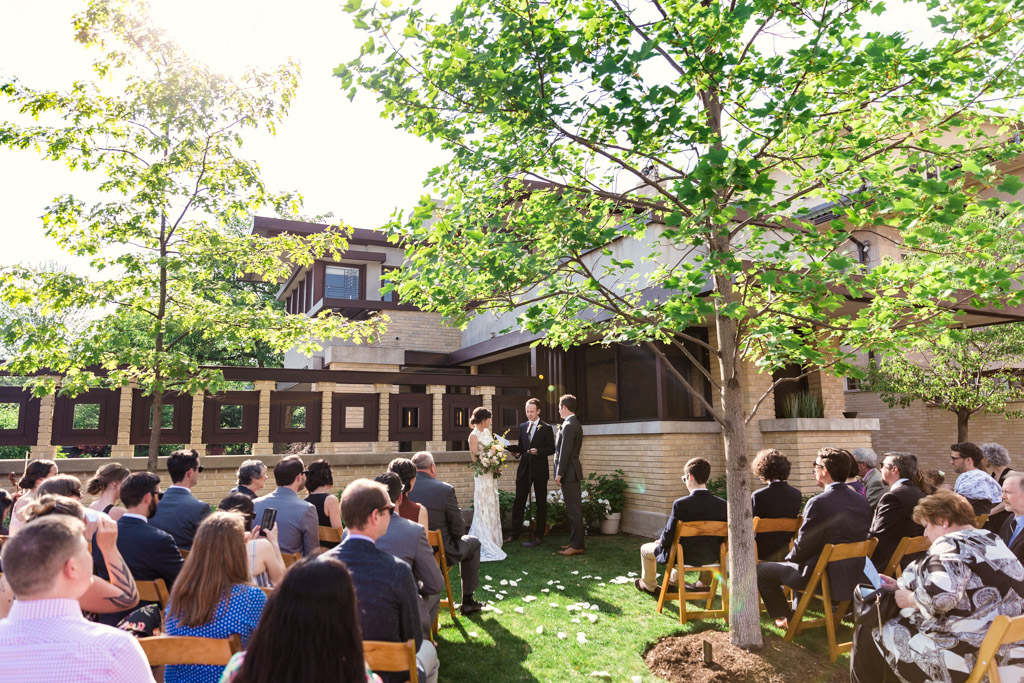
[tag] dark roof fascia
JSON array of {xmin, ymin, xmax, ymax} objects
[{"xmin": 251, "ymin": 216, "xmax": 398, "ymax": 249}]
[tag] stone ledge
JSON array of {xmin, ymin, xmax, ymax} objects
[
  {"xmin": 758, "ymin": 418, "xmax": 880, "ymax": 432},
  {"xmin": 584, "ymin": 420, "xmax": 721, "ymax": 436}
]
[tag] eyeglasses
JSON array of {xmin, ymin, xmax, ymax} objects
[
  {"xmin": 197, "ymin": 466, "xmax": 205, "ymax": 473},
  {"xmin": 378, "ymin": 503, "xmax": 396, "ymax": 516},
  {"xmin": 156, "ymin": 491, "xmax": 164, "ymax": 500},
  {"xmin": 949, "ymin": 455, "xmax": 964, "ymax": 461},
  {"xmin": 882, "ymin": 463, "xmax": 896, "ymax": 470},
  {"xmin": 812, "ymin": 462, "xmax": 825, "ymax": 470}
]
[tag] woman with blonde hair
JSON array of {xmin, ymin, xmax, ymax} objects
[
  {"xmin": 164, "ymin": 512, "xmax": 266, "ymax": 683},
  {"xmin": 86, "ymin": 462, "xmax": 130, "ymax": 521}
]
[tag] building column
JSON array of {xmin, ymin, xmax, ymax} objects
[
  {"xmin": 30, "ymin": 378, "xmax": 59, "ymax": 459},
  {"xmin": 109, "ymin": 386, "xmax": 134, "ymax": 459},
  {"xmin": 373, "ymin": 383, "xmax": 399, "ymax": 454},
  {"xmin": 471, "ymin": 385, "xmax": 495, "ymax": 413},
  {"xmin": 807, "ymin": 370, "xmax": 846, "ymax": 418},
  {"xmin": 426, "ymin": 384, "xmax": 446, "ymax": 452},
  {"xmin": 252, "ymin": 380, "xmax": 274, "ymax": 457},
  {"xmin": 316, "ymin": 381, "xmax": 336, "ymax": 455},
  {"xmin": 188, "ymin": 392, "xmax": 206, "ymax": 456}
]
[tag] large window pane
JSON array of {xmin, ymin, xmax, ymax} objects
[
  {"xmin": 73, "ymin": 403, "xmax": 101, "ymax": 430},
  {"xmin": 582, "ymin": 346, "xmax": 617, "ymax": 422},
  {"xmin": 325, "ymin": 265, "xmax": 360, "ymax": 300},
  {"xmin": 618, "ymin": 345, "xmax": 659, "ymax": 420},
  {"xmin": 662, "ymin": 337, "xmax": 713, "ymax": 419}
]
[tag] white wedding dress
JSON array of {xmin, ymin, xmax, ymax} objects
[{"xmin": 468, "ymin": 427, "xmax": 507, "ymax": 562}]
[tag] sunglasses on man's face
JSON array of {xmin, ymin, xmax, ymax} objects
[{"xmin": 378, "ymin": 503, "xmax": 396, "ymax": 516}]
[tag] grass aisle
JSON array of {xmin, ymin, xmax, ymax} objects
[{"xmin": 432, "ymin": 532, "xmax": 851, "ymax": 682}]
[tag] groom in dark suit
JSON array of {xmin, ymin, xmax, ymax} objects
[
  {"xmin": 506, "ymin": 397, "xmax": 556, "ymax": 547},
  {"xmin": 554, "ymin": 394, "xmax": 585, "ymax": 556}
]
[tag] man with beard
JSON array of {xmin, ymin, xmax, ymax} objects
[{"xmin": 92, "ymin": 471, "xmax": 182, "ymax": 626}]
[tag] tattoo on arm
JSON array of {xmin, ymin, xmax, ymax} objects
[{"xmin": 104, "ymin": 557, "xmax": 139, "ymax": 609}]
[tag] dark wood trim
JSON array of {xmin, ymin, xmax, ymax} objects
[
  {"xmin": 212, "ymin": 366, "xmax": 541, "ymax": 387},
  {"xmin": 404, "ymin": 351, "xmax": 451, "ymax": 366},
  {"xmin": 52, "ymin": 389, "xmax": 120, "ymax": 446},
  {"xmin": 389, "ymin": 394, "xmax": 433, "ymax": 441},
  {"xmin": 129, "ymin": 391, "xmax": 192, "ymax": 445},
  {"xmin": 492, "ymin": 395, "xmax": 525, "ymax": 435},
  {"xmin": 269, "ymin": 391, "xmax": 322, "ymax": 443},
  {"xmin": 313, "ymin": 261, "xmax": 325, "ymax": 303},
  {"xmin": 446, "ymin": 330, "xmax": 541, "ymax": 365},
  {"xmin": 325, "ymin": 251, "xmax": 387, "ymax": 264},
  {"xmin": 331, "ymin": 393, "xmax": 379, "ymax": 442},
  {"xmin": 0, "ymin": 387, "xmax": 40, "ymax": 446},
  {"xmin": 252, "ymin": 216, "xmax": 398, "ymax": 248},
  {"xmin": 202, "ymin": 392, "xmax": 260, "ymax": 444},
  {"xmin": 305, "ymin": 275, "xmax": 313, "ymax": 313},
  {"xmin": 321, "ymin": 297, "xmax": 418, "ymax": 312},
  {"xmin": 442, "ymin": 394, "xmax": 477, "ymax": 441}
]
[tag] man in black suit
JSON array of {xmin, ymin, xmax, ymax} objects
[
  {"xmin": 407, "ymin": 451, "xmax": 484, "ymax": 615},
  {"xmin": 506, "ymin": 397, "xmax": 556, "ymax": 547},
  {"xmin": 150, "ymin": 449, "xmax": 210, "ymax": 549},
  {"xmin": 869, "ymin": 452, "xmax": 926, "ymax": 572},
  {"xmin": 635, "ymin": 457, "xmax": 728, "ymax": 595},
  {"xmin": 93, "ymin": 471, "xmax": 183, "ymax": 626},
  {"xmin": 756, "ymin": 447, "xmax": 872, "ymax": 630},
  {"xmin": 322, "ymin": 479, "xmax": 438, "ymax": 683},
  {"xmin": 750, "ymin": 449, "xmax": 804, "ymax": 561},
  {"xmin": 999, "ymin": 473, "xmax": 1024, "ymax": 564},
  {"xmin": 554, "ymin": 394, "xmax": 586, "ymax": 556}
]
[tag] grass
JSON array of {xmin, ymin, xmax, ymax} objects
[{"xmin": 432, "ymin": 531, "xmax": 851, "ymax": 682}]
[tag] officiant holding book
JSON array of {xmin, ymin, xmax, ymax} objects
[{"xmin": 505, "ymin": 398, "xmax": 556, "ymax": 547}]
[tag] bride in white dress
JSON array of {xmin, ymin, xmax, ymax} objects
[{"xmin": 468, "ymin": 407, "xmax": 507, "ymax": 562}]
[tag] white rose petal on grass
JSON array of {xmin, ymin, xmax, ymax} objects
[
  {"xmin": 594, "ymin": 576, "xmax": 602, "ymax": 581},
  {"xmin": 571, "ymin": 570, "xmax": 579, "ymax": 575},
  {"xmin": 632, "ymin": 677, "xmax": 643, "ymax": 683},
  {"xmin": 557, "ymin": 632, "xmax": 567, "ymax": 639},
  {"xmin": 590, "ymin": 673, "xmax": 612, "ymax": 680},
  {"xmin": 469, "ymin": 631, "xmax": 479, "ymax": 638},
  {"xmin": 500, "ymin": 579, "xmax": 508, "ymax": 586},
  {"xmin": 485, "ymin": 576, "xmax": 492, "ymax": 581},
  {"xmin": 549, "ymin": 602, "xmax": 560, "ymax": 607},
  {"xmin": 590, "ymin": 605, "xmax": 600, "ymax": 611},
  {"xmin": 571, "ymin": 618, "xmax": 581, "ymax": 624},
  {"xmin": 522, "ymin": 571, "xmax": 529, "ymax": 575},
  {"xmin": 509, "ymin": 580, "xmax": 518, "ymax": 587},
  {"xmin": 599, "ymin": 583, "xmax": 606, "ymax": 587},
  {"xmin": 566, "ymin": 605, "xmax": 581, "ymax": 612},
  {"xmin": 556, "ymin": 585, "xmax": 566, "ymax": 591},
  {"xmin": 492, "ymin": 608, "xmax": 503, "ymax": 615},
  {"xmin": 523, "ymin": 595, "xmax": 537, "ymax": 602},
  {"xmin": 541, "ymin": 589, "xmax": 550, "ymax": 593},
  {"xmin": 577, "ymin": 632, "xmax": 588, "ymax": 644},
  {"xmin": 586, "ymin": 613, "xmax": 598, "ymax": 623},
  {"xmin": 536, "ymin": 625, "xmax": 544, "ymax": 635},
  {"xmin": 495, "ymin": 594, "xmax": 505, "ymax": 600},
  {"xmin": 628, "ymin": 571, "xmax": 638, "ymax": 577},
  {"xmin": 547, "ymin": 580, "xmax": 554, "ymax": 585},
  {"xmin": 514, "ymin": 607, "xmax": 524, "ymax": 614}
]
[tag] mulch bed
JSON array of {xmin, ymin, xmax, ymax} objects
[{"xmin": 645, "ymin": 630, "xmax": 849, "ymax": 683}]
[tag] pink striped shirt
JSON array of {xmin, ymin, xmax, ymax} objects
[{"xmin": 0, "ymin": 598, "xmax": 155, "ymax": 682}]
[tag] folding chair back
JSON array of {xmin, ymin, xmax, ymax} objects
[
  {"xmin": 425, "ymin": 529, "xmax": 457, "ymax": 634},
  {"xmin": 318, "ymin": 526, "xmax": 342, "ymax": 545},
  {"xmin": 136, "ymin": 578, "xmax": 171, "ymax": 612},
  {"xmin": 966, "ymin": 614, "xmax": 1024, "ymax": 683},
  {"xmin": 364, "ymin": 639, "xmax": 419, "ymax": 683},
  {"xmin": 656, "ymin": 520, "xmax": 729, "ymax": 624},
  {"xmin": 178, "ymin": 548, "xmax": 189, "ymax": 560},
  {"xmin": 139, "ymin": 634, "xmax": 242, "ymax": 667},
  {"xmin": 975, "ymin": 513, "xmax": 990, "ymax": 529},
  {"xmin": 752, "ymin": 516, "xmax": 802, "ymax": 562},
  {"xmin": 784, "ymin": 538, "xmax": 878, "ymax": 662},
  {"xmin": 281, "ymin": 552, "xmax": 302, "ymax": 568},
  {"xmin": 881, "ymin": 535, "xmax": 931, "ymax": 577}
]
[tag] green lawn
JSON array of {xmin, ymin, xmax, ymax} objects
[{"xmin": 432, "ymin": 532, "xmax": 851, "ymax": 682}]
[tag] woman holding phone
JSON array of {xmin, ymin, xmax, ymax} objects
[{"xmin": 218, "ymin": 493, "xmax": 285, "ymax": 588}]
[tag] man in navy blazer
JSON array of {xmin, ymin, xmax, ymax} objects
[
  {"xmin": 750, "ymin": 449, "xmax": 804, "ymax": 561},
  {"xmin": 149, "ymin": 449, "xmax": 210, "ymax": 549},
  {"xmin": 322, "ymin": 479, "xmax": 439, "ymax": 683},
  {"xmin": 635, "ymin": 457, "xmax": 727, "ymax": 595},
  {"xmin": 374, "ymin": 472, "xmax": 444, "ymax": 639},
  {"xmin": 507, "ymin": 398, "xmax": 556, "ymax": 546},
  {"xmin": 757, "ymin": 447, "xmax": 871, "ymax": 629},
  {"xmin": 999, "ymin": 473, "xmax": 1024, "ymax": 565},
  {"xmin": 869, "ymin": 452, "xmax": 925, "ymax": 572},
  {"xmin": 93, "ymin": 471, "xmax": 183, "ymax": 626}
]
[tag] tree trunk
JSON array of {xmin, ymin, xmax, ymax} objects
[
  {"xmin": 146, "ymin": 390, "xmax": 163, "ymax": 473},
  {"xmin": 716, "ymin": 303, "xmax": 763, "ymax": 649},
  {"xmin": 956, "ymin": 410, "xmax": 970, "ymax": 443}
]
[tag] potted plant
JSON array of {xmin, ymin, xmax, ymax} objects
[{"xmin": 585, "ymin": 469, "xmax": 628, "ymax": 534}]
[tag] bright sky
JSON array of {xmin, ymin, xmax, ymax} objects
[{"xmin": 0, "ymin": 0, "xmax": 452, "ymax": 270}]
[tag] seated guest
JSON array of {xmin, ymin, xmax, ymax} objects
[
  {"xmin": 86, "ymin": 462, "xmax": 130, "ymax": 521},
  {"xmin": 852, "ymin": 489, "xmax": 1024, "ymax": 682},
  {"xmin": 165, "ymin": 512, "xmax": 266, "ymax": 683},
  {"xmin": 853, "ymin": 447, "xmax": 888, "ymax": 510},
  {"xmin": 151, "ymin": 449, "xmax": 211, "ymax": 549},
  {"xmin": 322, "ymin": 479, "xmax": 439, "ymax": 683},
  {"xmin": 635, "ymin": 457, "xmax": 728, "ymax": 596},
  {"xmin": 757, "ymin": 447, "xmax": 871, "ymax": 630},
  {"xmin": 230, "ymin": 459, "xmax": 267, "ymax": 499},
  {"xmin": 219, "ymin": 557, "xmax": 382, "ymax": 682},
  {"xmin": 305, "ymin": 458, "xmax": 343, "ymax": 547},
  {"xmin": 999, "ymin": 473, "xmax": 1024, "ymax": 564},
  {"xmin": 37, "ymin": 475, "xmax": 91, "ymax": 506},
  {"xmin": 982, "ymin": 442, "xmax": 1014, "ymax": 532},
  {"xmin": 252, "ymin": 456, "xmax": 318, "ymax": 557},
  {"xmin": 389, "ymin": 457, "xmax": 430, "ymax": 527},
  {"xmin": 924, "ymin": 468, "xmax": 947, "ymax": 493},
  {"xmin": 374, "ymin": 471, "xmax": 444, "ymax": 639},
  {"xmin": 842, "ymin": 449, "xmax": 867, "ymax": 497},
  {"xmin": 1, "ymin": 495, "xmax": 139, "ymax": 620},
  {"xmin": 869, "ymin": 452, "xmax": 925, "ymax": 572},
  {"xmin": 0, "ymin": 489, "xmax": 12, "ymax": 534},
  {"xmin": 950, "ymin": 441, "xmax": 1003, "ymax": 516},
  {"xmin": 750, "ymin": 449, "xmax": 803, "ymax": 562},
  {"xmin": 0, "ymin": 515, "xmax": 155, "ymax": 682},
  {"xmin": 93, "ymin": 471, "xmax": 183, "ymax": 626},
  {"xmin": 8, "ymin": 459, "xmax": 57, "ymax": 535},
  {"xmin": 218, "ymin": 493, "xmax": 285, "ymax": 588}
]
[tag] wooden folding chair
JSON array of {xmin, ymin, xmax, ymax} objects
[
  {"xmin": 783, "ymin": 538, "xmax": 878, "ymax": 662},
  {"xmin": 655, "ymin": 520, "xmax": 728, "ymax": 624},
  {"xmin": 752, "ymin": 516, "xmax": 802, "ymax": 562},
  {"xmin": 136, "ymin": 578, "xmax": 171, "ymax": 612},
  {"xmin": 966, "ymin": 614, "xmax": 1024, "ymax": 683},
  {"xmin": 259, "ymin": 586, "xmax": 273, "ymax": 598},
  {"xmin": 319, "ymin": 526, "xmax": 342, "ymax": 545},
  {"xmin": 975, "ymin": 513, "xmax": 990, "ymax": 529},
  {"xmin": 881, "ymin": 535, "xmax": 931, "ymax": 577},
  {"xmin": 139, "ymin": 634, "xmax": 242, "ymax": 667},
  {"xmin": 364, "ymin": 639, "xmax": 419, "ymax": 683},
  {"xmin": 281, "ymin": 552, "xmax": 302, "ymax": 568},
  {"xmin": 178, "ymin": 548, "xmax": 189, "ymax": 560},
  {"xmin": 426, "ymin": 529, "xmax": 457, "ymax": 635}
]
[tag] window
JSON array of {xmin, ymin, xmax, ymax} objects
[
  {"xmin": 845, "ymin": 377, "xmax": 862, "ymax": 392},
  {"xmin": 72, "ymin": 403, "xmax": 102, "ymax": 430},
  {"xmin": 220, "ymin": 404, "xmax": 244, "ymax": 429},
  {"xmin": 286, "ymin": 405, "xmax": 307, "ymax": 429},
  {"xmin": 0, "ymin": 402, "xmax": 19, "ymax": 430},
  {"xmin": 149, "ymin": 404, "xmax": 175, "ymax": 430},
  {"xmin": 325, "ymin": 265, "xmax": 361, "ymax": 300},
  {"xmin": 381, "ymin": 266, "xmax": 399, "ymax": 303}
]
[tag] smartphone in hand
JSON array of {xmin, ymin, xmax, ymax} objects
[{"xmin": 260, "ymin": 507, "xmax": 277, "ymax": 533}]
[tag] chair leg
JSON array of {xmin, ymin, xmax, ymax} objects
[{"xmin": 784, "ymin": 587, "xmax": 816, "ymax": 643}]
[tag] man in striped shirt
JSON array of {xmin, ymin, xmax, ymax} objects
[{"xmin": 0, "ymin": 515, "xmax": 154, "ymax": 682}]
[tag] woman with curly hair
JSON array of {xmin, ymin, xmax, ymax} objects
[{"xmin": 750, "ymin": 449, "xmax": 803, "ymax": 561}]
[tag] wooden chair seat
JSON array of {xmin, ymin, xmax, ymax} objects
[
  {"xmin": 426, "ymin": 529, "xmax": 457, "ymax": 636},
  {"xmin": 139, "ymin": 634, "xmax": 242, "ymax": 667},
  {"xmin": 656, "ymin": 520, "xmax": 729, "ymax": 624},
  {"xmin": 881, "ymin": 535, "xmax": 931, "ymax": 577},
  {"xmin": 281, "ymin": 551, "xmax": 302, "ymax": 568},
  {"xmin": 966, "ymin": 614, "xmax": 1024, "ymax": 683},
  {"xmin": 178, "ymin": 548, "xmax": 189, "ymax": 559},
  {"xmin": 975, "ymin": 513, "xmax": 990, "ymax": 529},
  {"xmin": 752, "ymin": 516, "xmax": 802, "ymax": 563},
  {"xmin": 364, "ymin": 639, "xmax": 418, "ymax": 683},
  {"xmin": 318, "ymin": 525, "xmax": 343, "ymax": 545},
  {"xmin": 136, "ymin": 578, "xmax": 171, "ymax": 612},
  {"xmin": 783, "ymin": 538, "xmax": 878, "ymax": 662}
]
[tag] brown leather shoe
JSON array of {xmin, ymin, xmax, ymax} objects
[
  {"xmin": 560, "ymin": 544, "xmax": 572, "ymax": 550},
  {"xmin": 557, "ymin": 547, "xmax": 585, "ymax": 556}
]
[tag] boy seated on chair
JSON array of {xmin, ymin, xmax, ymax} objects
[
  {"xmin": 756, "ymin": 447, "xmax": 872, "ymax": 630},
  {"xmin": 635, "ymin": 457, "xmax": 727, "ymax": 596}
]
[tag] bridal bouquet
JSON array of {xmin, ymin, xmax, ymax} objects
[{"xmin": 470, "ymin": 430, "xmax": 509, "ymax": 479}]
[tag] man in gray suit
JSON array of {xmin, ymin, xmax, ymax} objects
[
  {"xmin": 150, "ymin": 449, "xmax": 210, "ymax": 549},
  {"xmin": 554, "ymin": 394, "xmax": 585, "ymax": 556},
  {"xmin": 253, "ymin": 456, "xmax": 319, "ymax": 557},
  {"xmin": 853, "ymin": 447, "xmax": 888, "ymax": 510},
  {"xmin": 999, "ymin": 473, "xmax": 1024, "ymax": 564},
  {"xmin": 374, "ymin": 472, "xmax": 444, "ymax": 638},
  {"xmin": 407, "ymin": 451, "xmax": 484, "ymax": 615}
]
